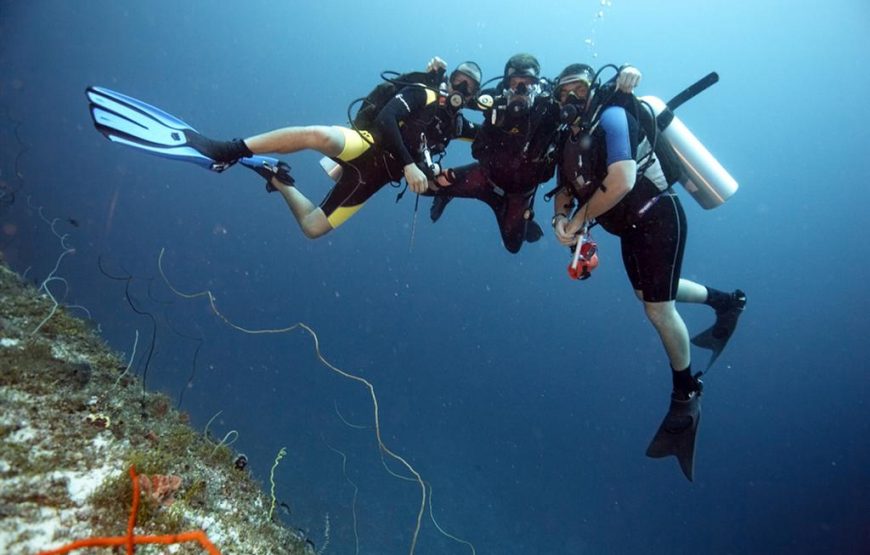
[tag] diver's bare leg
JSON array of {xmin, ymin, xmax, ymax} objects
[
  {"xmin": 244, "ymin": 125, "xmax": 344, "ymax": 238},
  {"xmin": 676, "ymin": 278, "xmax": 708, "ymax": 304},
  {"xmin": 271, "ymin": 181, "xmax": 332, "ymax": 239},
  {"xmin": 245, "ymin": 125, "xmax": 345, "ymax": 157},
  {"xmin": 642, "ymin": 297, "xmax": 691, "ymax": 371}
]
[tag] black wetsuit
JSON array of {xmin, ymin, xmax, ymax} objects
[
  {"xmin": 434, "ymin": 91, "xmax": 561, "ymax": 253},
  {"xmin": 375, "ymin": 85, "xmax": 477, "ymax": 169},
  {"xmin": 319, "ymin": 85, "xmax": 477, "ymax": 222},
  {"xmin": 560, "ymin": 105, "xmax": 685, "ymax": 302}
]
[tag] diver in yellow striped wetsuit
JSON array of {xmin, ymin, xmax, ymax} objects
[{"xmin": 202, "ymin": 58, "xmax": 481, "ymax": 238}]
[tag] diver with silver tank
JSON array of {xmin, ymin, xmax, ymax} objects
[{"xmin": 549, "ymin": 62, "xmax": 746, "ymax": 481}]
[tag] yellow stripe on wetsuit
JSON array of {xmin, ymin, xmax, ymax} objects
[
  {"xmin": 335, "ymin": 127, "xmax": 373, "ymax": 162},
  {"xmin": 327, "ymin": 206, "xmax": 361, "ymax": 228},
  {"xmin": 325, "ymin": 127, "xmax": 372, "ymax": 228},
  {"xmin": 327, "ymin": 89, "xmax": 439, "ymax": 228}
]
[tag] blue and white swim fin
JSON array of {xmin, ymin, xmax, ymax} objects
[{"xmin": 85, "ymin": 86, "xmax": 281, "ymax": 174}]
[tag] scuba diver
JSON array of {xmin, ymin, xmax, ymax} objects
[
  {"xmin": 548, "ymin": 62, "xmax": 746, "ymax": 481},
  {"xmin": 86, "ymin": 58, "xmax": 482, "ymax": 238},
  {"xmin": 426, "ymin": 53, "xmax": 562, "ymax": 253},
  {"xmin": 429, "ymin": 54, "xmax": 643, "ymax": 254}
]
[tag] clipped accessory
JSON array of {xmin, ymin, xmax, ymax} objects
[
  {"xmin": 567, "ymin": 228, "xmax": 599, "ymax": 280},
  {"xmin": 417, "ymin": 133, "xmax": 441, "ymax": 180}
]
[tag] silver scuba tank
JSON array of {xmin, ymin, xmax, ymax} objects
[{"xmin": 640, "ymin": 95, "xmax": 738, "ymax": 209}]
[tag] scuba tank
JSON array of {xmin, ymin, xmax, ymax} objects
[
  {"xmin": 561, "ymin": 68, "xmax": 739, "ymax": 210},
  {"xmin": 641, "ymin": 93, "xmax": 738, "ymax": 209}
]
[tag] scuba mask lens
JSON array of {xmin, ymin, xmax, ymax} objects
[{"xmin": 512, "ymin": 81, "xmax": 540, "ymax": 99}]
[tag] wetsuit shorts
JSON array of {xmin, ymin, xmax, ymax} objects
[
  {"xmin": 319, "ymin": 127, "xmax": 399, "ymax": 228},
  {"xmin": 616, "ymin": 184, "xmax": 687, "ymax": 303}
]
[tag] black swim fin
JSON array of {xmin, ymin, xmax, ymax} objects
[
  {"xmin": 524, "ymin": 220, "xmax": 544, "ymax": 243},
  {"xmin": 646, "ymin": 393, "xmax": 702, "ymax": 482},
  {"xmin": 430, "ymin": 195, "xmax": 453, "ymax": 222},
  {"xmin": 692, "ymin": 289, "xmax": 747, "ymax": 370}
]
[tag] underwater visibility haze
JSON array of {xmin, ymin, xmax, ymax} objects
[{"xmin": 1, "ymin": 0, "xmax": 869, "ymax": 553}]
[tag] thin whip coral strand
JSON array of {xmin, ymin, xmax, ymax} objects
[
  {"xmin": 157, "ymin": 248, "xmax": 429, "ymax": 554},
  {"xmin": 37, "ymin": 465, "xmax": 220, "ymax": 555},
  {"xmin": 27, "ymin": 196, "xmax": 78, "ymax": 335},
  {"xmin": 322, "ymin": 438, "xmax": 360, "ymax": 555},
  {"xmin": 427, "ymin": 482, "xmax": 476, "ymax": 555}
]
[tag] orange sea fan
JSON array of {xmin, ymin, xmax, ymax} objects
[{"xmin": 37, "ymin": 466, "xmax": 220, "ymax": 555}]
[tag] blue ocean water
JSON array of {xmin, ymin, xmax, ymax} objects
[{"xmin": 2, "ymin": 0, "xmax": 869, "ymax": 553}]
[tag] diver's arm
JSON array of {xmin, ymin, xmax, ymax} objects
[
  {"xmin": 456, "ymin": 114, "xmax": 479, "ymax": 142},
  {"xmin": 373, "ymin": 86, "xmax": 430, "ymax": 192},
  {"xmin": 566, "ymin": 160, "xmax": 636, "ymax": 228},
  {"xmin": 565, "ymin": 107, "xmax": 637, "ymax": 235},
  {"xmin": 616, "ymin": 65, "xmax": 642, "ymax": 93},
  {"xmin": 373, "ymin": 86, "xmax": 428, "ymax": 167}
]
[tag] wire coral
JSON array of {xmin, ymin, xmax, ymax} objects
[
  {"xmin": 37, "ymin": 465, "xmax": 221, "ymax": 555},
  {"xmin": 157, "ymin": 248, "xmax": 478, "ymax": 555}
]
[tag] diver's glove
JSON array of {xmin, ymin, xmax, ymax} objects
[
  {"xmin": 616, "ymin": 65, "xmax": 642, "ymax": 94},
  {"xmin": 427, "ymin": 56, "xmax": 448, "ymax": 74},
  {"xmin": 404, "ymin": 163, "xmax": 429, "ymax": 194}
]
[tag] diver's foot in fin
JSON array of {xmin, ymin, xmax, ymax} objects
[
  {"xmin": 430, "ymin": 195, "xmax": 453, "ymax": 222},
  {"xmin": 692, "ymin": 289, "xmax": 747, "ymax": 370},
  {"xmin": 525, "ymin": 220, "xmax": 544, "ymax": 243},
  {"xmin": 240, "ymin": 158, "xmax": 294, "ymax": 193},
  {"xmin": 646, "ymin": 390, "xmax": 702, "ymax": 482},
  {"xmin": 184, "ymin": 135, "xmax": 253, "ymax": 171}
]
